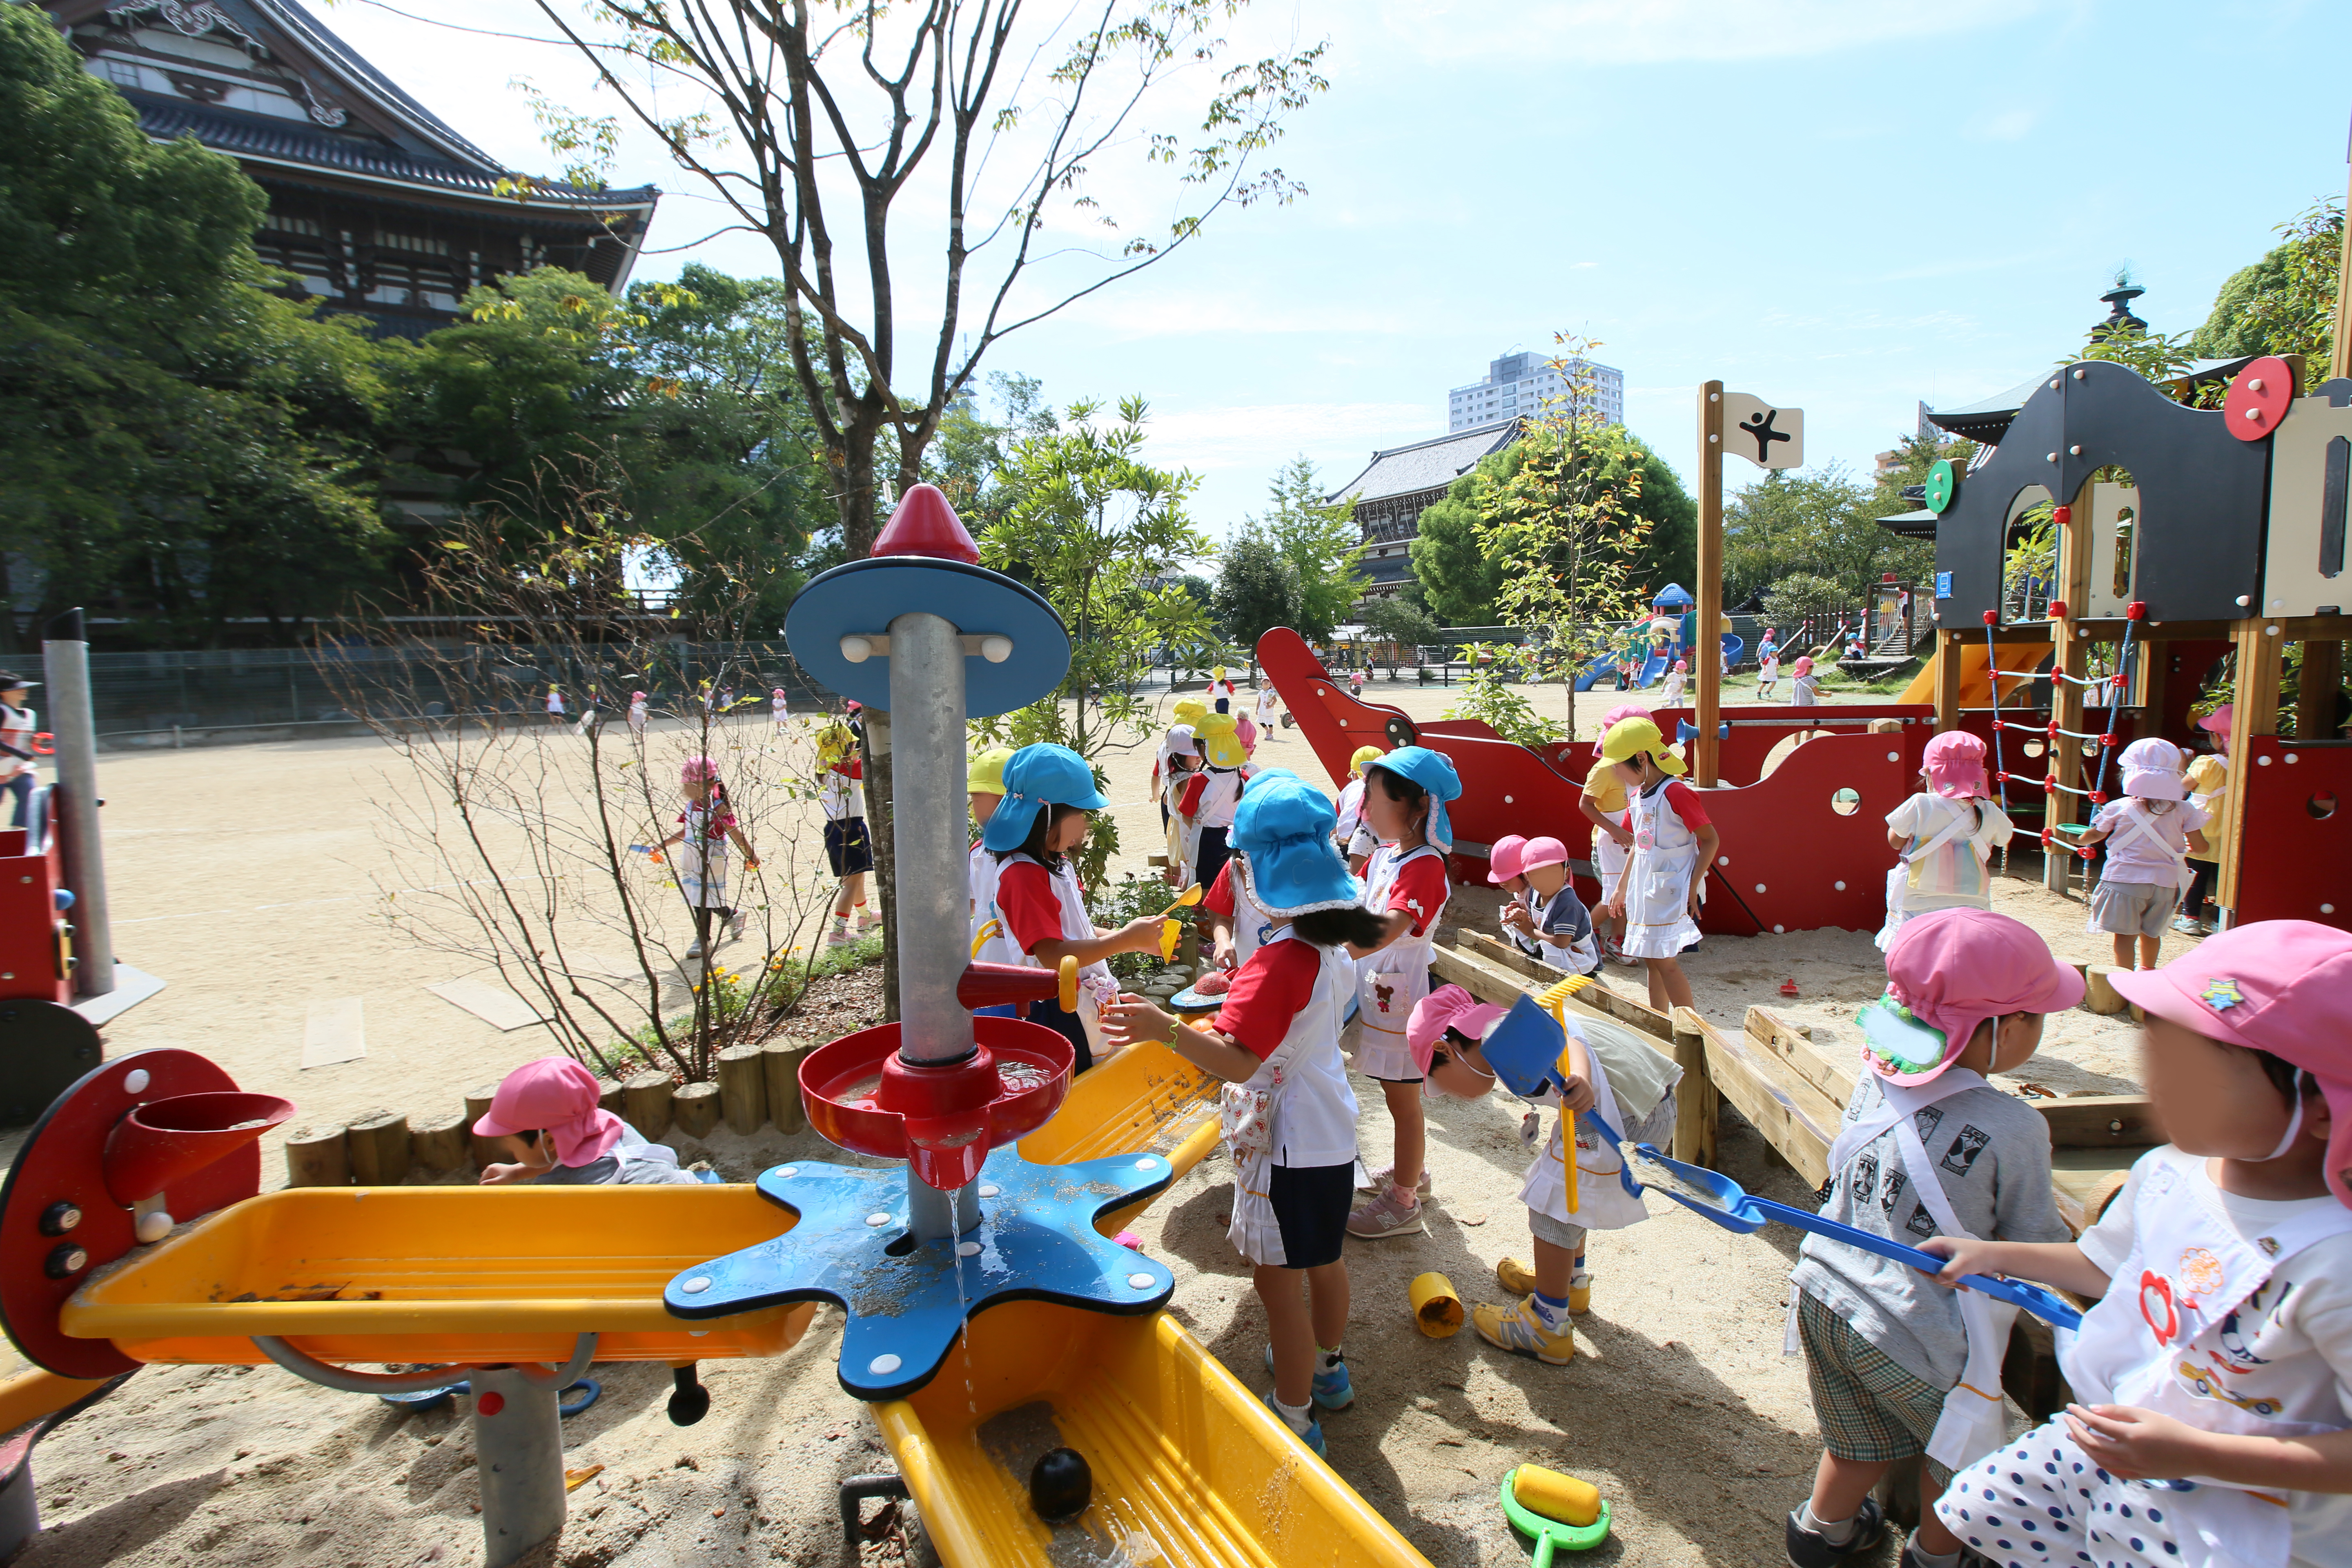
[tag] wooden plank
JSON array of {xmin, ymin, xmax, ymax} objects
[
  {"xmin": 1697, "ymin": 1022, "xmax": 1838, "ymax": 1190},
  {"xmin": 1460, "ymin": 933, "xmax": 1677, "ymax": 1041},
  {"xmin": 1743, "ymin": 1005, "xmax": 1858, "ymax": 1108},
  {"xmin": 2035, "ymin": 1094, "xmax": 2163, "ymax": 1149},
  {"xmin": 1670, "ymin": 1008, "xmax": 1717, "ymax": 1167},
  {"xmin": 2217, "ymin": 614, "xmax": 2283, "ymax": 911},
  {"xmin": 1434, "ymin": 943, "xmax": 1677, "ymax": 1062}
]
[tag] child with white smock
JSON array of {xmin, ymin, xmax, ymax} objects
[
  {"xmin": 965, "ymin": 746, "xmax": 1021, "ymax": 976},
  {"xmin": 1878, "ymin": 731, "xmax": 2014, "ymax": 952},
  {"xmin": 2079, "ymin": 737, "xmax": 2209, "ymax": 971},
  {"xmin": 1176, "ymin": 713, "xmax": 1251, "ymax": 890},
  {"xmin": 1344, "ymin": 746, "xmax": 1462, "ymax": 1241},
  {"xmin": 1579, "ymin": 703, "xmax": 1643, "ymax": 965},
  {"xmin": 1159, "ymin": 724, "xmax": 1200, "ymax": 885},
  {"xmin": 1921, "ymin": 921, "xmax": 2352, "ymax": 1568},
  {"xmin": 1102, "ymin": 774, "xmax": 1378, "ymax": 1459},
  {"xmin": 1599, "ymin": 717, "xmax": 1718, "ymax": 1012}
]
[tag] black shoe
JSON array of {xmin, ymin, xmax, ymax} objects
[{"xmin": 1786, "ymin": 1497, "xmax": 1886, "ymax": 1568}]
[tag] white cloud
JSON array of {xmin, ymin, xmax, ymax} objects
[
  {"xmin": 1970, "ymin": 107, "xmax": 2038, "ymax": 142},
  {"xmin": 1370, "ymin": 0, "xmax": 2045, "ymax": 65},
  {"xmin": 1143, "ymin": 402, "xmax": 1432, "ymax": 471}
]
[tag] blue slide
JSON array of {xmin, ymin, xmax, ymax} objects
[
  {"xmin": 1719, "ymin": 633, "xmax": 1744, "ymax": 670},
  {"xmin": 1574, "ymin": 617, "xmax": 1666, "ymax": 691}
]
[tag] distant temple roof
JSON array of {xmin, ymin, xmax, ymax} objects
[
  {"xmin": 1922, "ymin": 355, "xmax": 2263, "ymax": 447},
  {"xmin": 1328, "ymin": 419, "xmax": 1522, "ymax": 507}
]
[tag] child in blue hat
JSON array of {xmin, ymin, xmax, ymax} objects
[
  {"xmin": 1345, "ymin": 745, "xmax": 1461, "ymax": 1241},
  {"xmin": 1104, "ymin": 773, "xmax": 1383, "ymax": 1459},
  {"xmin": 981, "ymin": 744, "xmax": 1165, "ymax": 1069}
]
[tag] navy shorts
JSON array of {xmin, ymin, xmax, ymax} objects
[
  {"xmin": 1268, "ymin": 1163, "xmax": 1353, "ymax": 1269},
  {"xmin": 824, "ymin": 817, "xmax": 873, "ymax": 876}
]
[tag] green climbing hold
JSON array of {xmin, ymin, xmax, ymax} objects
[{"xmin": 1925, "ymin": 458, "xmax": 1956, "ymax": 514}]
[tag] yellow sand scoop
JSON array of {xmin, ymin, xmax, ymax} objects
[{"xmin": 1155, "ymin": 884, "xmax": 1201, "ymax": 962}]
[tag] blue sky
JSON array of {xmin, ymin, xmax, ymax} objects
[{"xmin": 330, "ymin": 0, "xmax": 2350, "ymax": 536}]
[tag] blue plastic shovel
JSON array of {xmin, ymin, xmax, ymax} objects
[{"xmin": 1481, "ymin": 995, "xmax": 2081, "ymax": 1331}]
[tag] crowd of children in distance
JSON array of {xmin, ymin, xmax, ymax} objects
[{"xmin": 470, "ymin": 667, "xmax": 2348, "ymax": 1563}]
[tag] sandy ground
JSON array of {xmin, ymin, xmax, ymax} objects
[{"xmin": 6, "ymin": 670, "xmax": 2174, "ymax": 1567}]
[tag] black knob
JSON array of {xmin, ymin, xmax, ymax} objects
[
  {"xmin": 45, "ymin": 1243, "xmax": 88, "ymax": 1279},
  {"xmin": 1029, "ymin": 1447, "xmax": 1091, "ymax": 1524},
  {"xmin": 39, "ymin": 1201, "xmax": 81, "ymax": 1236},
  {"xmin": 666, "ymin": 1364, "xmax": 708, "ymax": 1426}
]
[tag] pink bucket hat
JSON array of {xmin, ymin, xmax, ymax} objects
[
  {"xmin": 1591, "ymin": 704, "xmax": 1645, "ymax": 758},
  {"xmin": 1858, "ymin": 909, "xmax": 2085, "ymax": 1085},
  {"xmin": 1520, "ymin": 836, "xmax": 1569, "ymax": 872},
  {"xmin": 2111, "ymin": 922, "xmax": 2352, "ymax": 1209},
  {"xmin": 2118, "ymin": 737, "xmax": 2187, "ymax": 802},
  {"xmin": 1793, "ymin": 655, "xmax": 1815, "ymax": 677},
  {"xmin": 1408, "ymin": 984, "xmax": 1508, "ymax": 1074},
  {"xmin": 1487, "ymin": 834, "xmax": 1529, "ymax": 885},
  {"xmin": 472, "ymin": 1057, "xmax": 626, "ymax": 1167},
  {"xmin": 1920, "ymin": 731, "xmax": 1990, "ymax": 800},
  {"xmin": 680, "ymin": 754, "xmax": 720, "ymax": 784},
  {"xmin": 2198, "ymin": 704, "xmax": 2234, "ymax": 741}
]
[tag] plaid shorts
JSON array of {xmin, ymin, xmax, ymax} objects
[{"xmin": 1796, "ymin": 1292, "xmax": 1954, "ymax": 1487}]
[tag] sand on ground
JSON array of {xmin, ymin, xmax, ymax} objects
[{"xmin": 5, "ymin": 670, "xmax": 2173, "ymax": 1566}]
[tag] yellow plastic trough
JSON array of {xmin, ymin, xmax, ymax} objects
[
  {"xmin": 60, "ymin": 1184, "xmax": 815, "ymax": 1367},
  {"xmin": 873, "ymin": 1301, "xmax": 1430, "ymax": 1568}
]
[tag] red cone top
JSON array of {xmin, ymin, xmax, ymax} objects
[{"xmin": 872, "ymin": 483, "xmax": 979, "ymax": 564}]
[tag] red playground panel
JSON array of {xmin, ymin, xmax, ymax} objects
[
  {"xmin": 1257, "ymin": 630, "xmax": 1907, "ymax": 935},
  {"xmin": 2234, "ymin": 736, "xmax": 2351, "ymax": 933},
  {"xmin": 0, "ymin": 792, "xmax": 72, "ymax": 1006}
]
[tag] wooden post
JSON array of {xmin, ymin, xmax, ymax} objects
[
  {"xmin": 2216, "ymin": 615, "xmax": 2286, "ymax": 918},
  {"xmin": 1933, "ymin": 628, "xmax": 1963, "ymax": 735},
  {"xmin": 673, "ymin": 1081, "xmax": 722, "ymax": 1139},
  {"xmin": 624, "ymin": 1069, "xmax": 675, "ymax": 1140},
  {"xmin": 1670, "ymin": 1007, "xmax": 1717, "ymax": 1168},
  {"xmin": 2045, "ymin": 495, "xmax": 2096, "ymax": 894},
  {"xmin": 715, "ymin": 1043, "xmax": 768, "ymax": 1135},
  {"xmin": 346, "ymin": 1111, "xmax": 412, "ymax": 1186},
  {"xmin": 2298, "ymin": 640, "xmax": 2343, "ymax": 742},
  {"xmin": 464, "ymin": 1082, "xmax": 502, "ymax": 1170},
  {"xmin": 763, "ymin": 1039, "xmax": 811, "ymax": 1134},
  {"xmin": 2333, "ymin": 140, "xmax": 2352, "ymax": 385},
  {"xmin": 410, "ymin": 1109, "xmax": 470, "ymax": 1174},
  {"xmin": 1695, "ymin": 380, "xmax": 1726, "ymax": 785},
  {"xmin": 599, "ymin": 1080, "xmax": 626, "ymax": 1116},
  {"xmin": 284, "ymin": 1123, "xmax": 349, "ymax": 1188}
]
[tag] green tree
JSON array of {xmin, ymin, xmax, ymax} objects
[
  {"xmin": 1408, "ymin": 481, "xmax": 1503, "ymax": 625},
  {"xmin": 1244, "ymin": 456, "xmax": 1366, "ymax": 641},
  {"xmin": 974, "ymin": 398, "xmax": 1216, "ymax": 883},
  {"xmin": 0, "ymin": 4, "xmax": 392, "ymax": 648},
  {"xmin": 1212, "ymin": 527, "xmax": 1301, "ymax": 649},
  {"xmin": 1357, "ymin": 595, "xmax": 1444, "ymax": 652},
  {"xmin": 1724, "ymin": 459, "xmax": 1935, "ymax": 607},
  {"xmin": 2193, "ymin": 198, "xmax": 2343, "ymax": 368}
]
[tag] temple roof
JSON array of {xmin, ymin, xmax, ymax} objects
[{"xmin": 1327, "ymin": 419, "xmax": 1522, "ymax": 507}]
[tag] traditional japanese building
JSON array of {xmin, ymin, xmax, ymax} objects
[
  {"xmin": 1327, "ymin": 419, "xmax": 1522, "ymax": 602},
  {"xmin": 44, "ymin": 0, "xmax": 658, "ymax": 339}
]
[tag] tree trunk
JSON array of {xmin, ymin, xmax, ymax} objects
[{"xmin": 862, "ymin": 710, "xmax": 899, "ymax": 1024}]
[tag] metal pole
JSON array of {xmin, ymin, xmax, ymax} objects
[
  {"xmin": 470, "ymin": 1366, "xmax": 568, "ymax": 1568},
  {"xmin": 41, "ymin": 610, "xmax": 112, "ymax": 999},
  {"xmin": 1695, "ymin": 381, "xmax": 1725, "ymax": 785},
  {"xmin": 886, "ymin": 611, "xmax": 971, "ymax": 1067}
]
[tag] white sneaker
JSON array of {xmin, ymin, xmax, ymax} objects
[
  {"xmin": 684, "ymin": 938, "xmax": 704, "ymax": 960},
  {"xmin": 727, "ymin": 910, "xmax": 748, "ymax": 944}
]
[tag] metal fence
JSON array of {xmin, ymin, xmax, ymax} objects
[{"xmin": 83, "ymin": 642, "xmax": 832, "ymax": 742}]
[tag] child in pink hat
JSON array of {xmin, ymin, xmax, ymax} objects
[
  {"xmin": 1662, "ymin": 658, "xmax": 1689, "ymax": 705},
  {"xmin": 1487, "ymin": 833, "xmax": 1531, "ymax": 905},
  {"xmin": 1876, "ymin": 731, "xmax": 2014, "ymax": 953},
  {"xmin": 1578, "ymin": 704, "xmax": 1645, "ymax": 966},
  {"xmin": 2078, "ymin": 737, "xmax": 2209, "ymax": 971},
  {"xmin": 1786, "ymin": 909, "xmax": 2081, "ymax": 1568},
  {"xmin": 1501, "ymin": 836, "xmax": 1601, "ymax": 975},
  {"xmin": 1406, "ymin": 984, "xmax": 1507, "ymax": 1101},
  {"xmin": 1922, "ymin": 921, "xmax": 2352, "ymax": 1568},
  {"xmin": 474, "ymin": 1057, "xmax": 699, "ymax": 1186},
  {"xmin": 2176, "ymin": 705, "xmax": 2234, "ymax": 935}
]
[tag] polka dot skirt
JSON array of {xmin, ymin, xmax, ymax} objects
[{"xmin": 1934, "ymin": 1419, "xmax": 2195, "ymax": 1568}]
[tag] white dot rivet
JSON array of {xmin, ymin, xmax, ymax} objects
[
  {"xmin": 869, "ymin": 1354, "xmax": 902, "ymax": 1376},
  {"xmin": 689, "ymin": 1330, "xmax": 708, "ymax": 1337},
  {"xmin": 1503, "ymin": 794, "xmax": 1513, "ymax": 804},
  {"xmin": 135, "ymin": 1210, "xmax": 174, "ymax": 1243},
  {"xmin": 1127, "ymin": 1273, "xmax": 1154, "ymax": 1290},
  {"xmin": 2285, "ymin": 753, "xmax": 2299, "ymax": 764},
  {"xmin": 1755, "ymin": 884, "xmax": 1767, "ymax": 894},
  {"xmin": 2046, "ymin": 452, "xmax": 2058, "ymax": 463},
  {"xmin": 1135, "ymin": 1157, "xmax": 1159, "ymax": 1171},
  {"xmin": 958, "ymin": 1241, "xmax": 981, "ymax": 1257},
  {"xmin": 2237, "ymin": 595, "xmax": 2251, "ymax": 607},
  {"xmin": 779, "ymin": 1165, "xmax": 800, "ymax": 1178},
  {"xmin": 2249, "ymin": 377, "xmax": 2266, "ymax": 392},
  {"xmin": 2069, "ymin": 445, "xmax": 2083, "ymax": 456},
  {"xmin": 1773, "ymin": 924, "xmax": 1786, "ymax": 934},
  {"xmin": 978, "ymin": 1184, "xmax": 1000, "ymax": 1198},
  {"xmin": 1834, "ymin": 880, "xmax": 1847, "ymax": 891},
  {"xmin": 123, "ymin": 1069, "xmax": 151, "ymax": 1094},
  {"xmin": 2246, "ymin": 407, "xmax": 2263, "ymax": 421},
  {"xmin": 866, "ymin": 1212, "xmax": 892, "ymax": 1226},
  {"xmin": 2267, "ymin": 626, "xmax": 2281, "ymax": 636},
  {"xmin": 1888, "ymin": 751, "xmax": 1900, "ymax": 762},
  {"xmin": 1717, "ymin": 854, "xmax": 1730, "ymax": 864},
  {"xmin": 2324, "ymin": 903, "xmax": 2337, "ymax": 915},
  {"xmin": 2072, "ymin": 369, "xmax": 2086, "ymax": 381},
  {"xmin": 683, "ymin": 1276, "xmax": 711, "ymax": 1294},
  {"xmin": 2258, "ymin": 756, "xmax": 2272, "ymax": 767},
  {"xmin": 2051, "ymin": 378, "xmax": 2062, "ymax": 389}
]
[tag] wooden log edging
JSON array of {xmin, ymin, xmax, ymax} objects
[{"xmin": 280, "ymin": 1037, "xmax": 821, "ymax": 1188}]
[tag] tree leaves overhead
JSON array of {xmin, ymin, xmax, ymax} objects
[{"xmin": 1212, "ymin": 455, "xmax": 1364, "ymax": 647}]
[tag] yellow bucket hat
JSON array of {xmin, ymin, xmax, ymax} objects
[
  {"xmin": 1198, "ymin": 713, "xmax": 1247, "ymax": 770},
  {"xmin": 1600, "ymin": 716, "xmax": 1686, "ymax": 776},
  {"xmin": 1349, "ymin": 744, "xmax": 1384, "ymax": 778},
  {"xmin": 816, "ymin": 720, "xmax": 858, "ymax": 770},
  {"xmin": 1172, "ymin": 697, "xmax": 1207, "ymax": 726},
  {"xmin": 968, "ymin": 746, "xmax": 1016, "ymax": 796}
]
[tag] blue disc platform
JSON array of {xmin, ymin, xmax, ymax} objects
[{"xmin": 663, "ymin": 1145, "xmax": 1176, "ymax": 1401}]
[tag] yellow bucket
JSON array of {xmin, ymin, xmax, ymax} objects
[{"xmin": 1408, "ymin": 1272, "xmax": 1463, "ymax": 1338}]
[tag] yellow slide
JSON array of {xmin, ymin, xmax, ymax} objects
[{"xmin": 1900, "ymin": 639, "xmax": 2047, "ymax": 706}]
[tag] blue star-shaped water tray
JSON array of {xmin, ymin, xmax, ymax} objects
[{"xmin": 663, "ymin": 1145, "xmax": 1175, "ymax": 1401}]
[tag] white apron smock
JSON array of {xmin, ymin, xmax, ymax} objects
[
  {"xmin": 1619, "ymin": 781, "xmax": 1701, "ymax": 960},
  {"xmin": 1223, "ymin": 931, "xmax": 1356, "ymax": 1267},
  {"xmin": 2012, "ymin": 1145, "xmax": 2352, "ymax": 1568},
  {"xmin": 969, "ymin": 844, "xmax": 1023, "ymax": 967},
  {"xmin": 1518, "ymin": 1038, "xmax": 1651, "ymax": 1232},
  {"xmin": 1352, "ymin": 842, "xmax": 1446, "ymax": 1080},
  {"xmin": 1787, "ymin": 1069, "xmax": 2018, "ymax": 1472},
  {"xmin": 627, "ymin": 700, "xmax": 647, "ymax": 735},
  {"xmin": 1879, "ymin": 798, "xmax": 1994, "ymax": 952},
  {"xmin": 1225, "ymin": 859, "xmax": 1276, "ymax": 970},
  {"xmin": 2087, "ymin": 807, "xmax": 2197, "ymax": 938},
  {"xmin": 1002, "ymin": 851, "xmax": 1115, "ymax": 1056},
  {"xmin": 1591, "ymin": 824, "xmax": 1629, "ymax": 886},
  {"xmin": 1162, "ymin": 771, "xmax": 1200, "ymax": 882},
  {"xmin": 676, "ymin": 802, "xmax": 731, "ymax": 909}
]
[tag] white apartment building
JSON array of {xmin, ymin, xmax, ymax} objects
[{"xmin": 1448, "ymin": 349, "xmax": 1624, "ymax": 432}]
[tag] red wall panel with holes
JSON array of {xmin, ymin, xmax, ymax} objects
[
  {"xmin": 2234, "ymin": 737, "xmax": 2351, "ymax": 932},
  {"xmin": 0, "ymin": 792, "xmax": 72, "ymax": 1004}
]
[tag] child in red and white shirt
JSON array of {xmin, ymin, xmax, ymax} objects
[{"xmin": 1599, "ymin": 717, "xmax": 1719, "ymax": 1013}]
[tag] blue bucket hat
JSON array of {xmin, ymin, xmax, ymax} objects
[
  {"xmin": 1364, "ymin": 745, "xmax": 1463, "ymax": 851},
  {"xmin": 980, "ymin": 743, "xmax": 1110, "ymax": 852},
  {"xmin": 1230, "ymin": 774, "xmax": 1361, "ymax": 920}
]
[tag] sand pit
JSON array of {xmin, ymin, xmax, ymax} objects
[{"xmin": 6, "ymin": 672, "xmax": 2173, "ymax": 1566}]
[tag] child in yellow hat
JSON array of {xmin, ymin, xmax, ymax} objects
[{"xmin": 1598, "ymin": 717, "xmax": 1718, "ymax": 1011}]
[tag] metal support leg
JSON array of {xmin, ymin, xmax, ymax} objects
[
  {"xmin": 906, "ymin": 1175, "xmax": 980, "ymax": 1241},
  {"xmin": 472, "ymin": 1365, "xmax": 567, "ymax": 1568}
]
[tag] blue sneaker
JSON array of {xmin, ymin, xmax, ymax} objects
[
  {"xmin": 1261, "ymin": 1391, "xmax": 1326, "ymax": 1457},
  {"xmin": 1262, "ymin": 1345, "xmax": 1354, "ymax": 1410}
]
